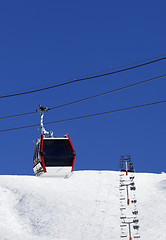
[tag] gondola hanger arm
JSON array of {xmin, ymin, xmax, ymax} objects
[{"xmin": 36, "ymin": 105, "xmax": 53, "ymax": 137}]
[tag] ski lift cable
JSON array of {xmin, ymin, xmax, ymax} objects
[
  {"xmin": 0, "ymin": 110, "xmax": 37, "ymax": 120},
  {"xmin": 48, "ymin": 74, "xmax": 166, "ymax": 111},
  {"xmin": 0, "ymin": 56, "xmax": 166, "ymax": 99},
  {"xmin": 0, "ymin": 73, "xmax": 166, "ymax": 120},
  {"xmin": 0, "ymin": 99, "xmax": 166, "ymax": 133},
  {"xmin": 73, "ymin": 53, "xmax": 166, "ymax": 80},
  {"xmin": 2, "ymin": 53, "xmax": 166, "ymax": 97}
]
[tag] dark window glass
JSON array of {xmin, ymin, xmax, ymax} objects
[{"xmin": 43, "ymin": 139, "xmax": 74, "ymax": 166}]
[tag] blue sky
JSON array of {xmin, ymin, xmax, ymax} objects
[{"xmin": 0, "ymin": 0, "xmax": 166, "ymax": 175}]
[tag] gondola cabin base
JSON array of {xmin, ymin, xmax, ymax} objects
[{"xmin": 33, "ymin": 135, "xmax": 76, "ymax": 177}]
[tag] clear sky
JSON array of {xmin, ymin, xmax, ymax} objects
[{"xmin": 0, "ymin": 0, "xmax": 166, "ymax": 175}]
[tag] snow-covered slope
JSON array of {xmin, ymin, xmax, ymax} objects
[{"xmin": 0, "ymin": 171, "xmax": 165, "ymax": 240}]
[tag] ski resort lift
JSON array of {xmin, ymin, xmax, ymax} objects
[
  {"xmin": 132, "ymin": 210, "xmax": 138, "ymax": 215},
  {"xmin": 120, "ymin": 234, "xmax": 127, "ymax": 238},
  {"xmin": 133, "ymin": 233, "xmax": 140, "ymax": 238},
  {"xmin": 133, "ymin": 219, "xmax": 139, "ymax": 224},
  {"xmin": 120, "ymin": 156, "xmax": 135, "ymax": 173},
  {"xmin": 133, "ymin": 225, "xmax": 140, "ymax": 230},
  {"xmin": 130, "ymin": 176, "xmax": 135, "ymax": 180},
  {"xmin": 33, "ymin": 105, "xmax": 76, "ymax": 177}
]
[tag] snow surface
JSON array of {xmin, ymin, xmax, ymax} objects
[{"xmin": 0, "ymin": 171, "xmax": 165, "ymax": 240}]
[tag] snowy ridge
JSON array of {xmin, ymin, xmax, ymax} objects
[{"xmin": 0, "ymin": 171, "xmax": 165, "ymax": 240}]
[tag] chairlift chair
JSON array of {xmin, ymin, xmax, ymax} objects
[
  {"xmin": 133, "ymin": 225, "xmax": 140, "ymax": 230},
  {"xmin": 134, "ymin": 235, "xmax": 140, "ymax": 239},
  {"xmin": 120, "ymin": 234, "xmax": 127, "ymax": 238},
  {"xmin": 33, "ymin": 106, "xmax": 76, "ymax": 177},
  {"xmin": 120, "ymin": 156, "xmax": 135, "ymax": 172}
]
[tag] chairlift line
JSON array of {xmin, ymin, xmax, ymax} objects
[
  {"xmin": 0, "ymin": 99, "xmax": 166, "ymax": 133},
  {"xmin": 0, "ymin": 56, "xmax": 166, "ymax": 99},
  {"xmin": 0, "ymin": 73, "xmax": 166, "ymax": 120}
]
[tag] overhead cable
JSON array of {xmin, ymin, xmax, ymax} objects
[
  {"xmin": 0, "ymin": 110, "xmax": 37, "ymax": 120},
  {"xmin": 49, "ymin": 74, "xmax": 166, "ymax": 110},
  {"xmin": 2, "ymin": 53, "xmax": 166, "ymax": 97},
  {"xmin": 0, "ymin": 73, "xmax": 166, "ymax": 120},
  {"xmin": 0, "ymin": 56, "xmax": 166, "ymax": 99},
  {"xmin": 0, "ymin": 99, "xmax": 166, "ymax": 133}
]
